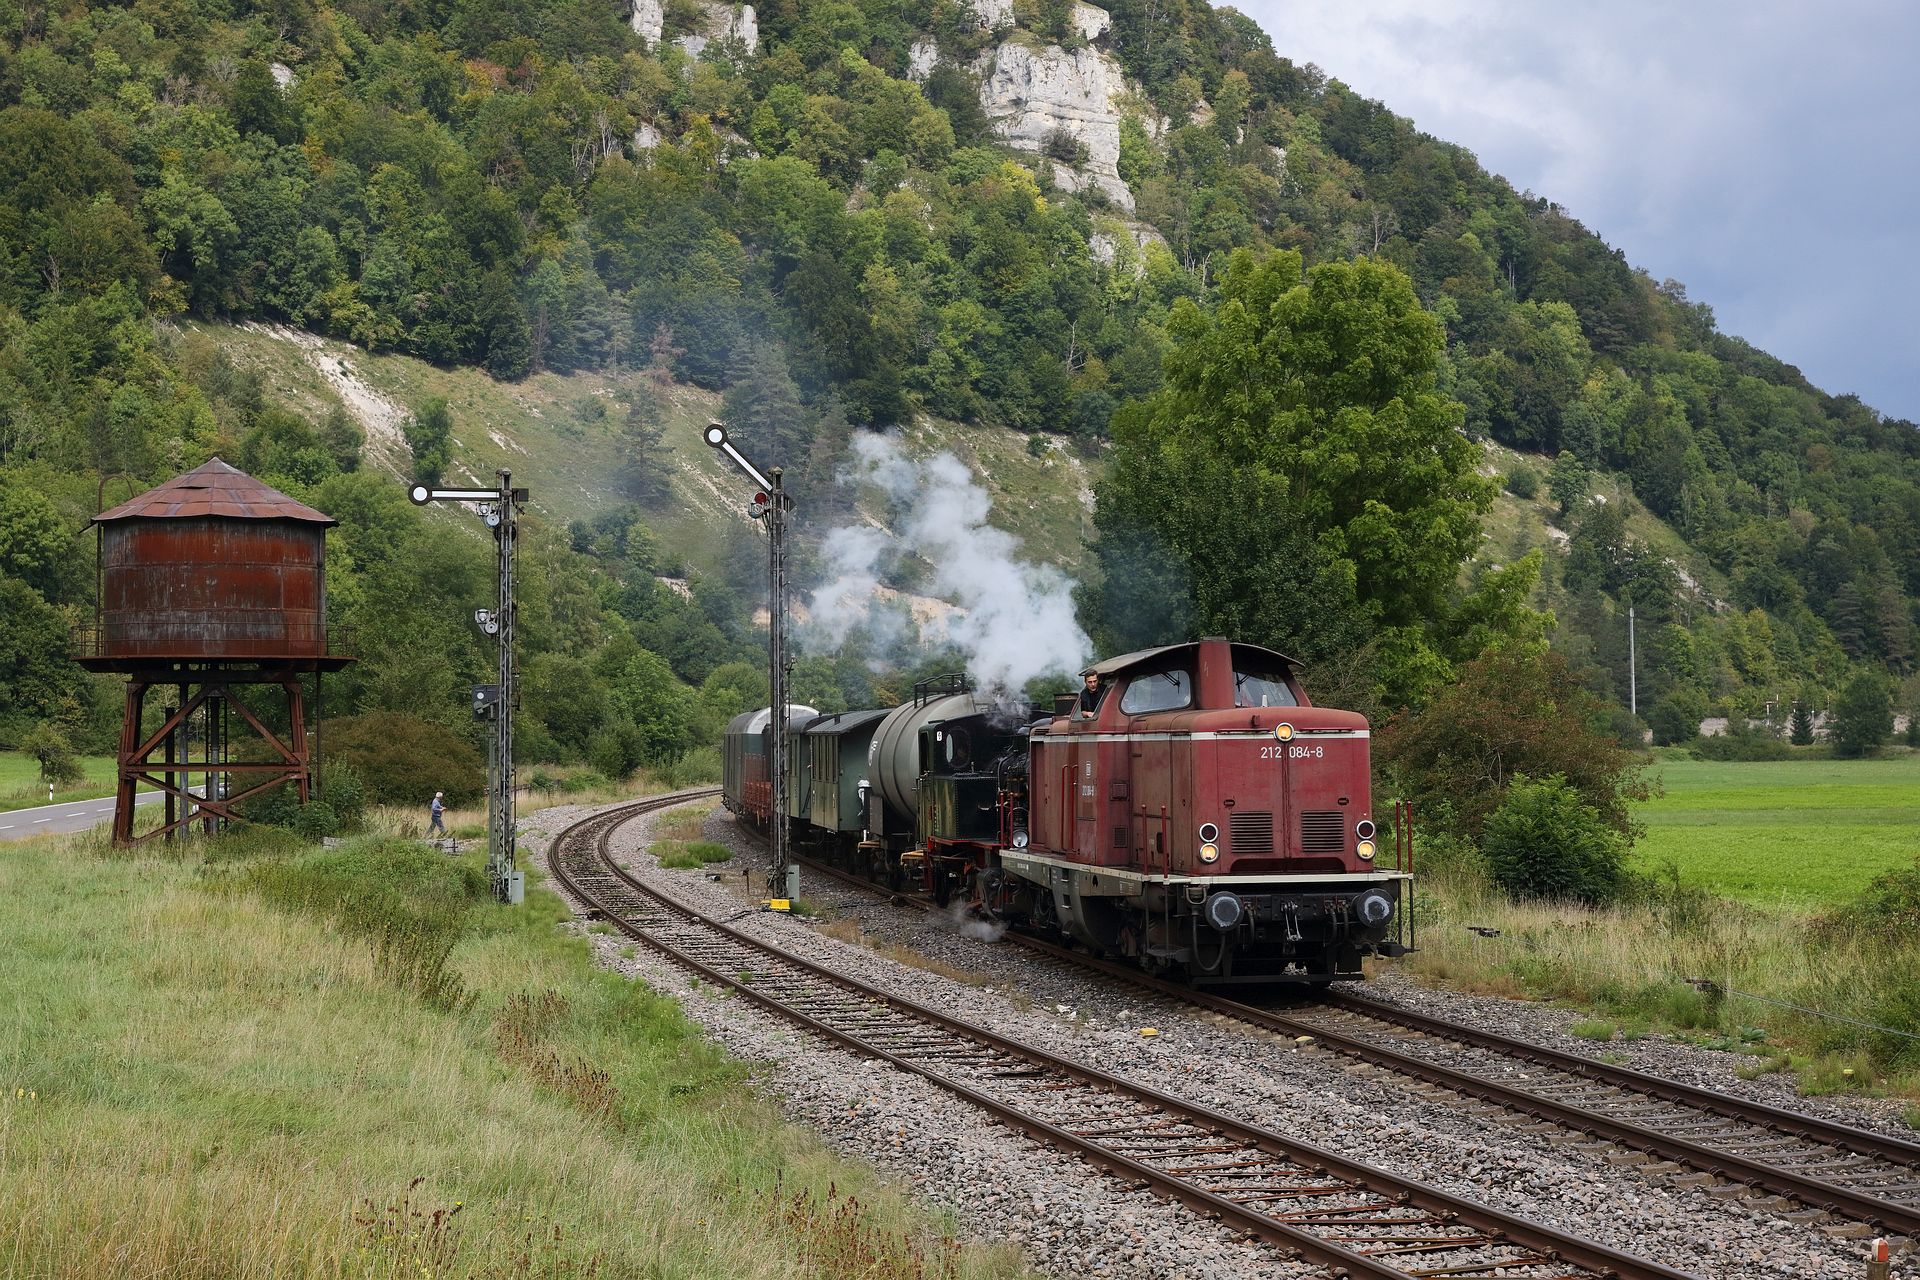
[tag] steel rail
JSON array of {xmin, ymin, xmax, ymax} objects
[
  {"xmin": 789, "ymin": 849, "xmax": 1920, "ymax": 1238},
  {"xmin": 554, "ymin": 798, "xmax": 1696, "ymax": 1280}
]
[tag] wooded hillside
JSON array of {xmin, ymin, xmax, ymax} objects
[{"xmin": 2, "ymin": 0, "xmax": 1915, "ymax": 789}]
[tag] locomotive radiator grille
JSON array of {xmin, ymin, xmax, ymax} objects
[
  {"xmin": 1228, "ymin": 811, "xmax": 1274, "ymax": 856},
  {"xmin": 1299, "ymin": 811, "xmax": 1345, "ymax": 853}
]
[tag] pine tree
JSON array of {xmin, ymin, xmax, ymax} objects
[
  {"xmin": 723, "ymin": 340, "xmax": 807, "ymax": 465},
  {"xmin": 1789, "ymin": 699, "xmax": 1814, "ymax": 746},
  {"xmin": 401, "ymin": 398, "xmax": 453, "ymax": 486},
  {"xmin": 620, "ymin": 390, "xmax": 673, "ymax": 505}
]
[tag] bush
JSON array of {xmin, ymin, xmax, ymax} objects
[
  {"xmin": 1041, "ymin": 127, "xmax": 1088, "ymax": 164},
  {"xmin": 321, "ymin": 761, "xmax": 367, "ymax": 827},
  {"xmin": 237, "ymin": 783, "xmax": 301, "ymax": 829},
  {"xmin": 1480, "ymin": 774, "xmax": 1628, "ymax": 904},
  {"xmin": 19, "ymin": 723, "xmax": 83, "ymax": 788},
  {"xmin": 1604, "ymin": 704, "xmax": 1649, "ymax": 748},
  {"xmin": 233, "ymin": 765, "xmax": 362, "ymax": 838},
  {"xmin": 587, "ymin": 721, "xmax": 647, "ymax": 781},
  {"xmin": 1695, "ymin": 723, "xmax": 1792, "ymax": 761},
  {"xmin": 657, "ymin": 746, "xmax": 720, "ymax": 789},
  {"xmin": 1644, "ymin": 693, "xmax": 1703, "ymax": 746},
  {"xmin": 292, "ymin": 799, "xmax": 339, "ymax": 840},
  {"xmin": 1817, "ymin": 857, "xmax": 1920, "ymax": 947},
  {"xmin": 318, "ymin": 712, "xmax": 485, "ymax": 805},
  {"xmin": 528, "ymin": 766, "xmax": 610, "ymax": 794},
  {"xmin": 1503, "ymin": 464, "xmax": 1540, "ymax": 499},
  {"xmin": 1378, "ymin": 645, "xmax": 1649, "ymax": 843}
]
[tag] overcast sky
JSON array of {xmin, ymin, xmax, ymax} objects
[{"xmin": 1234, "ymin": 0, "xmax": 1920, "ymax": 423}]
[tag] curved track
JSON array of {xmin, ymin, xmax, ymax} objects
[
  {"xmin": 552, "ymin": 794, "xmax": 1694, "ymax": 1280},
  {"xmin": 792, "ymin": 848, "xmax": 1920, "ymax": 1240}
]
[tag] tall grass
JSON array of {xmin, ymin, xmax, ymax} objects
[
  {"xmin": 0, "ymin": 828, "xmax": 1034, "ymax": 1279},
  {"xmin": 1404, "ymin": 851, "xmax": 1920, "ymax": 1094}
]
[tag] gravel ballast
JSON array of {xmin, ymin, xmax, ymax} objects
[{"xmin": 520, "ymin": 797, "xmax": 1913, "ymax": 1280}]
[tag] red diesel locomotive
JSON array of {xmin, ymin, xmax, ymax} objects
[
  {"xmin": 723, "ymin": 637, "xmax": 1410, "ymax": 983},
  {"xmin": 1005, "ymin": 637, "xmax": 1407, "ymax": 981}
]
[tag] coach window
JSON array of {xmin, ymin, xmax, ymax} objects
[
  {"xmin": 1233, "ymin": 665, "xmax": 1300, "ymax": 708},
  {"xmin": 1120, "ymin": 668, "xmax": 1192, "ymax": 715}
]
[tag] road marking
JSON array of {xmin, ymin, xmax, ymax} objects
[{"xmin": 33, "ymin": 818, "xmax": 53, "ymax": 824}]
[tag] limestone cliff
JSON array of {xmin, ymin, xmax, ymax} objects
[
  {"xmin": 973, "ymin": 4, "xmax": 1139, "ymax": 211},
  {"xmin": 629, "ymin": 0, "xmax": 758, "ymax": 58}
]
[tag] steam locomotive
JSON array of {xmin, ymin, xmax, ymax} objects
[{"xmin": 722, "ymin": 637, "xmax": 1410, "ymax": 983}]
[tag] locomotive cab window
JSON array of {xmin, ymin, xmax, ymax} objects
[
  {"xmin": 1233, "ymin": 665, "xmax": 1300, "ymax": 708},
  {"xmin": 1120, "ymin": 668, "xmax": 1192, "ymax": 715},
  {"xmin": 943, "ymin": 728, "xmax": 971, "ymax": 769}
]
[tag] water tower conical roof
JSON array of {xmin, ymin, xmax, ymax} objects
[{"xmin": 93, "ymin": 457, "xmax": 335, "ymax": 524}]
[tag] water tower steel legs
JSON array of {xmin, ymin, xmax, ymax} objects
[{"xmin": 110, "ymin": 671, "xmax": 315, "ymax": 844}]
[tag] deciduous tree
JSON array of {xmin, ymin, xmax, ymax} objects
[
  {"xmin": 1084, "ymin": 249, "xmax": 1501, "ymax": 703},
  {"xmin": 1831, "ymin": 669, "xmax": 1893, "ymax": 758}
]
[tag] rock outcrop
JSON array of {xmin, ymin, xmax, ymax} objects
[
  {"xmin": 629, "ymin": 0, "xmax": 664, "ymax": 45},
  {"xmin": 969, "ymin": 0, "xmax": 1014, "ymax": 31},
  {"xmin": 629, "ymin": 0, "xmax": 758, "ymax": 58},
  {"xmin": 677, "ymin": 3, "xmax": 758, "ymax": 58},
  {"xmin": 976, "ymin": 5, "xmax": 1135, "ymax": 211},
  {"xmin": 907, "ymin": 38, "xmax": 940, "ymax": 82}
]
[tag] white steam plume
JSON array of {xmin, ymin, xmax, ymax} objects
[{"xmin": 799, "ymin": 433, "xmax": 1093, "ymax": 693}]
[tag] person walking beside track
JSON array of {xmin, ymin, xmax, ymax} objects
[{"xmin": 429, "ymin": 791, "xmax": 446, "ymax": 835}]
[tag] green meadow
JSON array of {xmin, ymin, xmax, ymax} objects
[
  {"xmin": 1633, "ymin": 754, "xmax": 1920, "ymax": 905},
  {"xmin": 0, "ymin": 824, "xmax": 1033, "ymax": 1280},
  {"xmin": 0, "ymin": 750, "xmax": 127, "ymax": 813}
]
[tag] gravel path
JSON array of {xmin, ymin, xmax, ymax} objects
[{"xmin": 520, "ymin": 798, "xmax": 1914, "ymax": 1280}]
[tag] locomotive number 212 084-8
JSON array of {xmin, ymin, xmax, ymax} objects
[{"xmin": 1260, "ymin": 744, "xmax": 1324, "ymax": 760}]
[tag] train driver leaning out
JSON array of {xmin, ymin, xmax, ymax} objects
[{"xmin": 1077, "ymin": 670, "xmax": 1104, "ymax": 716}]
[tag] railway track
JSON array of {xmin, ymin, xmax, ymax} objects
[
  {"xmin": 552, "ymin": 794, "xmax": 1694, "ymax": 1280},
  {"xmin": 789, "ymin": 848, "xmax": 1920, "ymax": 1242}
]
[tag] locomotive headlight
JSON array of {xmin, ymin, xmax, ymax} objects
[
  {"xmin": 1356, "ymin": 840, "xmax": 1376, "ymax": 861},
  {"xmin": 1012, "ymin": 829, "xmax": 1029, "ymax": 849},
  {"xmin": 1273, "ymin": 722, "xmax": 1294, "ymax": 742},
  {"xmin": 1199, "ymin": 842, "xmax": 1220, "ymax": 863},
  {"xmin": 1198, "ymin": 822, "xmax": 1219, "ymax": 843},
  {"xmin": 1355, "ymin": 819, "xmax": 1376, "ymax": 841}
]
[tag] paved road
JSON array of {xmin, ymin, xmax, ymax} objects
[{"xmin": 0, "ymin": 792, "xmax": 162, "ymax": 842}]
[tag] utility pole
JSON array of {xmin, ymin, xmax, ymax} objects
[
  {"xmin": 703, "ymin": 423, "xmax": 796, "ymax": 902},
  {"xmin": 1628, "ymin": 603, "xmax": 1638, "ymax": 718},
  {"xmin": 410, "ymin": 471, "xmax": 527, "ymax": 903}
]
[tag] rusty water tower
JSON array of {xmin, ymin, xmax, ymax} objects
[{"xmin": 73, "ymin": 458, "xmax": 354, "ymax": 843}]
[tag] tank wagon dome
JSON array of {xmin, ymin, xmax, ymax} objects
[
  {"xmin": 81, "ymin": 457, "xmax": 349, "ymax": 669},
  {"xmin": 738, "ymin": 705, "xmax": 819, "ymax": 736},
  {"xmin": 868, "ymin": 687, "xmax": 1019, "ymax": 826}
]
